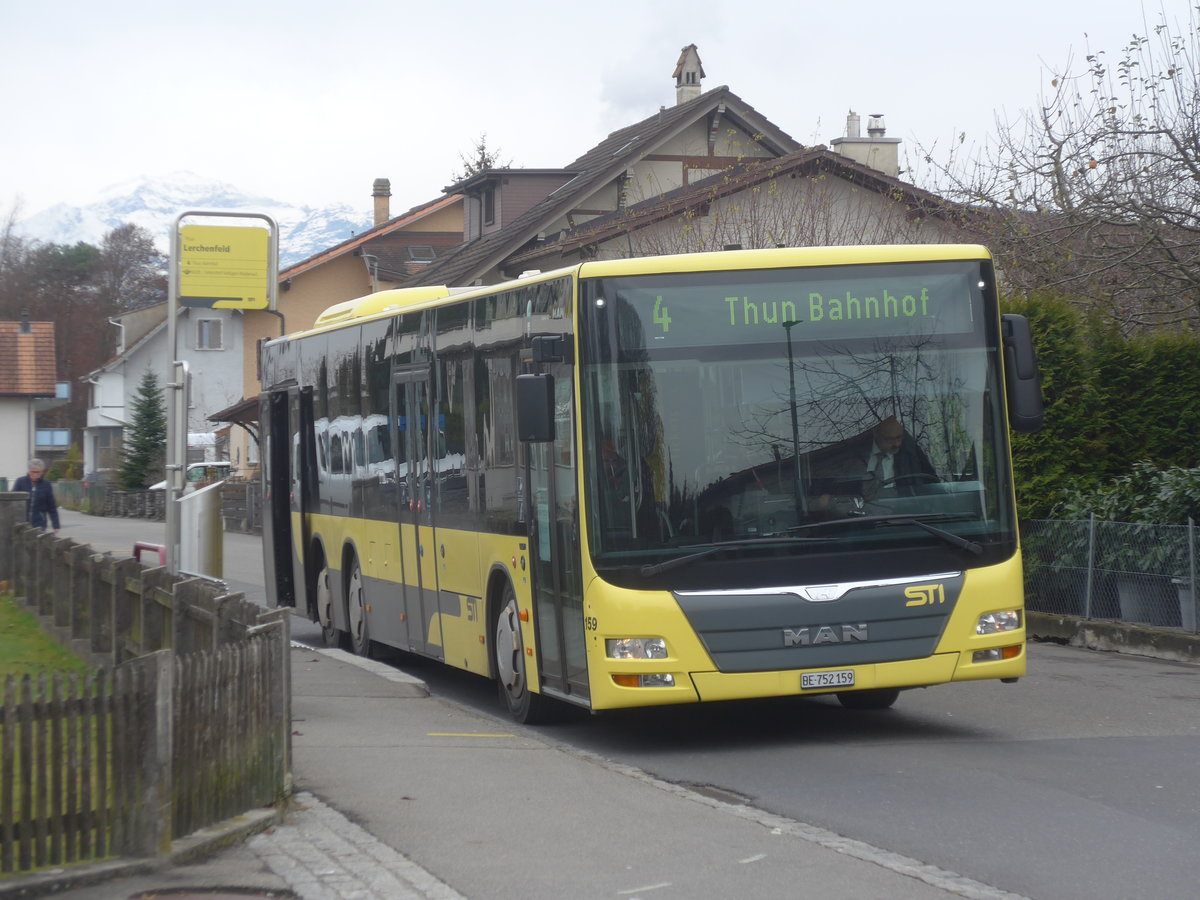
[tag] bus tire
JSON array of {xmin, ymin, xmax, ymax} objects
[
  {"xmin": 316, "ymin": 561, "xmax": 348, "ymax": 649},
  {"xmin": 836, "ymin": 688, "xmax": 900, "ymax": 710},
  {"xmin": 493, "ymin": 582, "xmax": 551, "ymax": 724},
  {"xmin": 347, "ymin": 557, "xmax": 372, "ymax": 658}
]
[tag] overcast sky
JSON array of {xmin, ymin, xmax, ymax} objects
[{"xmin": 0, "ymin": 0, "xmax": 1180, "ymax": 220}]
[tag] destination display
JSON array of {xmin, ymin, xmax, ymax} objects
[{"xmin": 594, "ymin": 263, "xmax": 980, "ymax": 350}]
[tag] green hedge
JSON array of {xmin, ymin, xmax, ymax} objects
[{"xmin": 1003, "ymin": 293, "xmax": 1200, "ymax": 518}]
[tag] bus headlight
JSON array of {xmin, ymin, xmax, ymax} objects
[
  {"xmin": 977, "ymin": 610, "xmax": 1021, "ymax": 635},
  {"xmin": 973, "ymin": 645, "xmax": 1022, "ymax": 663},
  {"xmin": 606, "ymin": 637, "xmax": 668, "ymax": 659}
]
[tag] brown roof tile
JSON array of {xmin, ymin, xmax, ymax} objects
[
  {"xmin": 0, "ymin": 321, "xmax": 58, "ymax": 396},
  {"xmin": 511, "ymin": 147, "xmax": 953, "ymax": 265}
]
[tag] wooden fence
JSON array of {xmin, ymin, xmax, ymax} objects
[
  {"xmin": 7, "ymin": 524, "xmax": 269, "ymax": 667},
  {"xmin": 0, "ymin": 504, "xmax": 290, "ymax": 876}
]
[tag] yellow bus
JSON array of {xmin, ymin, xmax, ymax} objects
[{"xmin": 259, "ymin": 245, "xmax": 1042, "ymax": 722}]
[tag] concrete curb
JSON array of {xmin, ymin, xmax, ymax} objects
[
  {"xmin": 1028, "ymin": 611, "xmax": 1200, "ymax": 663},
  {"xmin": 0, "ymin": 807, "xmax": 280, "ymax": 899}
]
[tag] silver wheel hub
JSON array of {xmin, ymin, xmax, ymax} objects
[
  {"xmin": 348, "ymin": 568, "xmax": 365, "ymax": 643},
  {"xmin": 495, "ymin": 599, "xmax": 524, "ymax": 694},
  {"xmin": 317, "ymin": 568, "xmax": 333, "ymax": 628}
]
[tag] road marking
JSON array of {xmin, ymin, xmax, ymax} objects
[
  {"xmin": 740, "ymin": 853, "xmax": 767, "ymax": 863},
  {"xmin": 427, "ymin": 732, "xmax": 516, "ymax": 738},
  {"xmin": 618, "ymin": 883, "xmax": 672, "ymax": 895}
]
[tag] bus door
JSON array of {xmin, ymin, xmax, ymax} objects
[
  {"xmin": 392, "ymin": 368, "xmax": 443, "ymax": 659},
  {"xmin": 527, "ymin": 363, "xmax": 588, "ymax": 702},
  {"xmin": 289, "ymin": 385, "xmax": 318, "ymax": 620},
  {"xmin": 261, "ymin": 389, "xmax": 294, "ymax": 609}
]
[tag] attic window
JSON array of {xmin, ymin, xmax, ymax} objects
[
  {"xmin": 482, "ymin": 185, "xmax": 496, "ymax": 226},
  {"xmin": 408, "ymin": 246, "xmax": 436, "ymax": 261}
]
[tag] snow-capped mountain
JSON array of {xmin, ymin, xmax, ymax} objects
[{"xmin": 17, "ymin": 173, "xmax": 374, "ymax": 268}]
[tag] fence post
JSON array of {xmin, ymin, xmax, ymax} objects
[
  {"xmin": 125, "ymin": 650, "xmax": 174, "ymax": 858},
  {"xmin": 151, "ymin": 649, "xmax": 174, "ymax": 858},
  {"xmin": 36, "ymin": 531, "xmax": 56, "ymax": 617},
  {"xmin": 69, "ymin": 544, "xmax": 92, "ymax": 642},
  {"xmin": 247, "ymin": 606, "xmax": 293, "ymax": 801},
  {"xmin": 0, "ymin": 492, "xmax": 27, "ymax": 585},
  {"xmin": 1084, "ymin": 513, "xmax": 1096, "ymax": 620},
  {"xmin": 1190, "ymin": 518, "xmax": 1197, "ymax": 634},
  {"xmin": 52, "ymin": 536, "xmax": 72, "ymax": 630},
  {"xmin": 111, "ymin": 557, "xmax": 144, "ymax": 664}
]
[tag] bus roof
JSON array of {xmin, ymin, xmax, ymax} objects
[
  {"xmin": 311, "ymin": 285, "xmax": 452, "ymax": 328},
  {"xmin": 575, "ymin": 244, "xmax": 992, "ymax": 278}
]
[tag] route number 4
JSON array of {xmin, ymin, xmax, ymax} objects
[{"xmin": 653, "ymin": 295, "xmax": 672, "ymax": 333}]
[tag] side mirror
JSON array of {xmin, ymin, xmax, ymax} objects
[
  {"xmin": 1001, "ymin": 314, "xmax": 1044, "ymax": 433},
  {"xmin": 516, "ymin": 373, "xmax": 555, "ymax": 442}
]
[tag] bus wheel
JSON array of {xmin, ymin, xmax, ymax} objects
[
  {"xmin": 316, "ymin": 564, "xmax": 347, "ymax": 649},
  {"xmin": 347, "ymin": 559, "xmax": 371, "ymax": 657},
  {"xmin": 494, "ymin": 583, "xmax": 549, "ymax": 724},
  {"xmin": 836, "ymin": 688, "xmax": 900, "ymax": 710}
]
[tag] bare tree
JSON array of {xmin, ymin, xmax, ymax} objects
[
  {"xmin": 0, "ymin": 204, "xmax": 33, "ymax": 319},
  {"xmin": 922, "ymin": 7, "xmax": 1200, "ymax": 327},
  {"xmin": 93, "ymin": 223, "xmax": 166, "ymax": 310}
]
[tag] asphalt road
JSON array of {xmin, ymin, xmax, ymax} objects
[
  {"xmin": 381, "ymin": 640, "xmax": 1200, "ymax": 900},
  {"xmin": 58, "ymin": 509, "xmax": 1200, "ymax": 900}
]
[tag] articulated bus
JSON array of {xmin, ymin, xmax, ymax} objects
[{"xmin": 259, "ymin": 245, "xmax": 1043, "ymax": 722}]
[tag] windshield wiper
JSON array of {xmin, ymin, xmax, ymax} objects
[
  {"xmin": 638, "ymin": 537, "xmax": 831, "ymax": 577},
  {"xmin": 789, "ymin": 514, "xmax": 984, "ymax": 556}
]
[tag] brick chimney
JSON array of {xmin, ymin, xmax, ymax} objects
[
  {"xmin": 830, "ymin": 111, "xmax": 901, "ymax": 177},
  {"xmin": 673, "ymin": 44, "xmax": 704, "ymax": 105},
  {"xmin": 372, "ymin": 178, "xmax": 391, "ymax": 226}
]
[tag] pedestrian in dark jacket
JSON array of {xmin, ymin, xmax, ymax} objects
[{"xmin": 13, "ymin": 457, "xmax": 60, "ymax": 531}]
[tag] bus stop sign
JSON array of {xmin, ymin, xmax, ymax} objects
[{"xmin": 179, "ymin": 223, "xmax": 272, "ymax": 309}]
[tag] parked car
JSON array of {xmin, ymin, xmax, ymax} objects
[{"xmin": 149, "ymin": 461, "xmax": 232, "ymax": 494}]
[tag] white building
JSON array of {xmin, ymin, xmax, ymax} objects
[{"xmin": 81, "ymin": 303, "xmax": 246, "ymax": 478}]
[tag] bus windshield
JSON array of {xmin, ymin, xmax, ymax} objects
[{"xmin": 578, "ymin": 260, "xmax": 1015, "ymax": 584}]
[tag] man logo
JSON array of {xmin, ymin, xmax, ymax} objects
[
  {"xmin": 783, "ymin": 624, "xmax": 869, "ymax": 646},
  {"xmin": 905, "ymin": 584, "xmax": 946, "ymax": 607}
]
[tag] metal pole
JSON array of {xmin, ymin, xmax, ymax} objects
[
  {"xmin": 1190, "ymin": 517, "xmax": 1197, "ymax": 634},
  {"xmin": 1084, "ymin": 513, "xmax": 1096, "ymax": 619},
  {"xmin": 166, "ymin": 219, "xmax": 182, "ymax": 574}
]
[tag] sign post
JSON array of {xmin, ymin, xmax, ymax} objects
[{"xmin": 166, "ymin": 211, "xmax": 278, "ymax": 573}]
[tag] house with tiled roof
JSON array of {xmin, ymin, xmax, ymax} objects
[
  {"xmin": 408, "ymin": 45, "xmax": 958, "ymax": 288},
  {"xmin": 509, "ymin": 138, "xmax": 959, "ymax": 271},
  {"xmin": 410, "ymin": 54, "xmax": 799, "ymax": 287},
  {"xmin": 0, "ymin": 317, "xmax": 59, "ymax": 483}
]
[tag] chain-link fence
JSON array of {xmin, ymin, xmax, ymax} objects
[{"xmin": 1023, "ymin": 517, "xmax": 1199, "ymax": 632}]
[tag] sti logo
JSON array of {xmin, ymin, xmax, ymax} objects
[{"xmin": 904, "ymin": 584, "xmax": 946, "ymax": 607}]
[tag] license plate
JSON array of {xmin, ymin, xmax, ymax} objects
[{"xmin": 801, "ymin": 670, "xmax": 855, "ymax": 690}]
